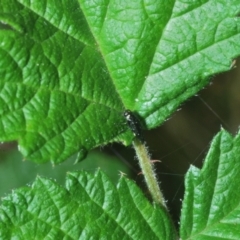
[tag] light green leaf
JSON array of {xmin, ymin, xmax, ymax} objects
[
  {"xmin": 1, "ymin": 1, "xmax": 240, "ymax": 162},
  {"xmin": 0, "ymin": 170, "xmax": 177, "ymax": 239},
  {"xmin": 180, "ymin": 130, "xmax": 240, "ymax": 239}
]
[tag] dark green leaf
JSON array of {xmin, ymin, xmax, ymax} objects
[
  {"xmin": 180, "ymin": 130, "xmax": 240, "ymax": 239},
  {"xmin": 0, "ymin": 170, "xmax": 177, "ymax": 239},
  {"xmin": 1, "ymin": 1, "xmax": 240, "ymax": 162}
]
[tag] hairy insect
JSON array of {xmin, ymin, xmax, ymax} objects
[{"xmin": 124, "ymin": 110, "xmax": 144, "ymax": 142}]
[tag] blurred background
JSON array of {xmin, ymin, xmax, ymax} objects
[{"xmin": 0, "ymin": 58, "xmax": 240, "ymax": 226}]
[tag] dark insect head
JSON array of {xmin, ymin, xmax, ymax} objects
[{"xmin": 123, "ymin": 110, "xmax": 144, "ymax": 142}]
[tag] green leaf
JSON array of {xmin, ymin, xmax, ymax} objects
[
  {"xmin": 0, "ymin": 170, "xmax": 177, "ymax": 239},
  {"xmin": 180, "ymin": 130, "xmax": 240, "ymax": 239},
  {"xmin": 1, "ymin": 1, "xmax": 240, "ymax": 162}
]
